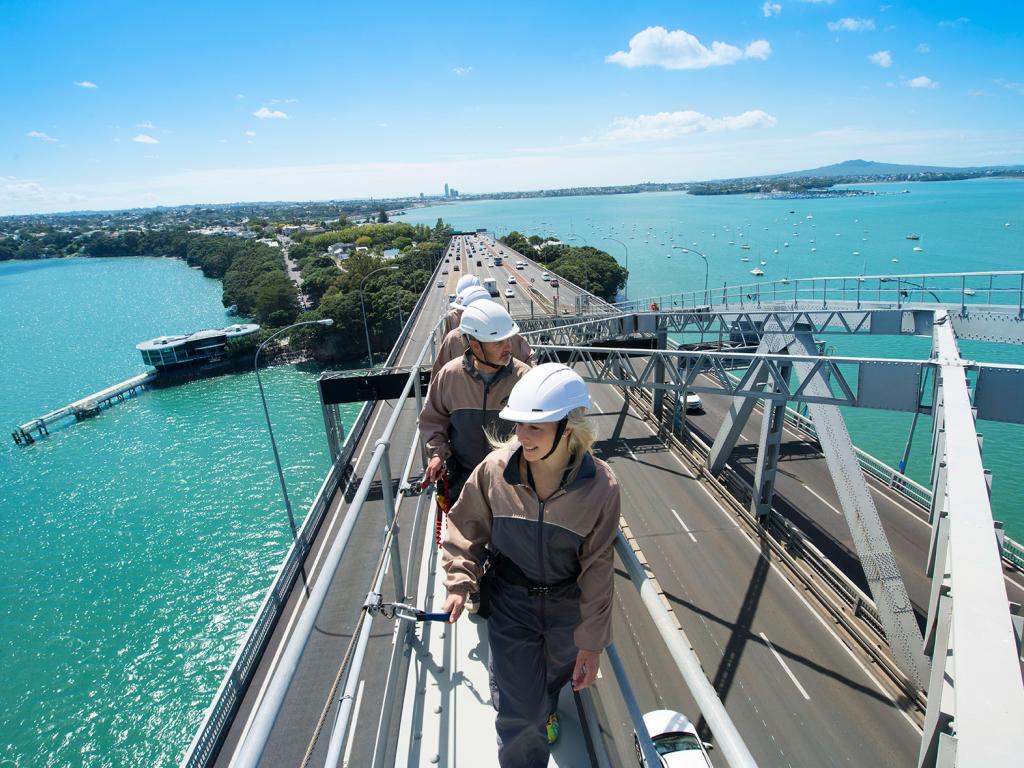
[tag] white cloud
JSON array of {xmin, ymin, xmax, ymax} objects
[
  {"xmin": 452, "ymin": 66, "xmax": 474, "ymax": 75},
  {"xmin": 74, "ymin": 80, "xmax": 98, "ymax": 89},
  {"xmin": 869, "ymin": 50, "xmax": 892, "ymax": 67},
  {"xmin": 244, "ymin": 130, "xmax": 257, "ymax": 136},
  {"xmin": 907, "ymin": 76, "xmax": 938, "ymax": 89},
  {"xmin": 596, "ymin": 109, "xmax": 777, "ymax": 144},
  {"xmin": 133, "ymin": 133, "xmax": 160, "ymax": 144},
  {"xmin": 235, "ymin": 93, "xmax": 246, "ymax": 100},
  {"xmin": 136, "ymin": 121, "xmax": 155, "ymax": 129},
  {"xmin": 268, "ymin": 98, "xmax": 298, "ymax": 104},
  {"xmin": 996, "ymin": 79, "xmax": 1024, "ymax": 95},
  {"xmin": 916, "ymin": 43, "xmax": 930, "ymax": 53},
  {"xmin": 762, "ymin": 2, "xmax": 782, "ymax": 17},
  {"xmin": 253, "ymin": 107, "xmax": 288, "ymax": 120},
  {"xmin": 800, "ymin": 0, "xmax": 835, "ymax": 4},
  {"xmin": 606, "ymin": 26, "xmax": 771, "ymax": 70},
  {"xmin": 827, "ymin": 18, "xmax": 875, "ymax": 32},
  {"xmin": 938, "ymin": 17, "xmax": 969, "ymax": 29},
  {"xmin": 26, "ymin": 131, "xmax": 58, "ymax": 142}
]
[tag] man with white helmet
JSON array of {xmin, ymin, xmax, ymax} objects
[
  {"xmin": 441, "ymin": 363, "xmax": 620, "ymax": 767},
  {"xmin": 432, "ymin": 286, "xmax": 535, "ymax": 377},
  {"xmin": 420, "ymin": 301, "xmax": 530, "ymax": 500},
  {"xmin": 444, "ymin": 275, "xmax": 483, "ymax": 334}
]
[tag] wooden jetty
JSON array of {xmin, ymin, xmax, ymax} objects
[{"xmin": 12, "ymin": 371, "xmax": 157, "ymax": 445}]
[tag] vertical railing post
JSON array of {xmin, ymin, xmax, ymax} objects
[
  {"xmin": 376, "ymin": 441, "xmax": 405, "ymax": 602},
  {"xmin": 961, "ymin": 275, "xmax": 966, "ymax": 315}
]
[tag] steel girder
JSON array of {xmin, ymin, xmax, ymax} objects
[
  {"xmin": 786, "ymin": 328, "xmax": 928, "ymax": 692},
  {"xmin": 918, "ymin": 310, "xmax": 1024, "ymax": 768},
  {"xmin": 532, "ymin": 344, "xmax": 930, "ymax": 412}
]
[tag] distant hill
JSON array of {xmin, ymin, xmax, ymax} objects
[{"xmin": 776, "ymin": 159, "xmax": 1023, "ymax": 178}]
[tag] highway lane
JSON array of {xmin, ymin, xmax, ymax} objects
[{"xmin": 583, "ymin": 382, "xmax": 921, "ymax": 766}]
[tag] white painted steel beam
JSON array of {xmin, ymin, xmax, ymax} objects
[
  {"xmin": 920, "ymin": 310, "xmax": 1024, "ymax": 767},
  {"xmin": 787, "ymin": 327, "xmax": 928, "ymax": 691}
]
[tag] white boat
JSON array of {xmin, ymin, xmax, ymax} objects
[
  {"xmin": 784, "ymin": 242, "xmax": 790, "ymax": 247},
  {"xmin": 964, "ymin": 288, "xmax": 977, "ymax": 296},
  {"xmin": 913, "ymin": 246, "xmax": 924, "ymax": 252},
  {"xmin": 760, "ymin": 259, "xmax": 767, "ymax": 265},
  {"xmin": 811, "ymin": 247, "xmax": 817, "ymax": 252},
  {"xmin": 741, "ymin": 256, "xmax": 750, "ymax": 262},
  {"xmin": 852, "ymin": 251, "xmax": 860, "ymax": 256},
  {"xmin": 740, "ymin": 244, "xmax": 751, "ymax": 250},
  {"xmin": 750, "ymin": 267, "xmax": 765, "ymax": 276},
  {"xmin": 773, "ymin": 248, "xmax": 779, "ymax": 254},
  {"xmin": 892, "ymin": 257, "xmax": 900, "ymax": 263}
]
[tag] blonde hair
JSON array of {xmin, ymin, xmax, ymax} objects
[{"xmin": 488, "ymin": 407, "xmax": 597, "ymax": 483}]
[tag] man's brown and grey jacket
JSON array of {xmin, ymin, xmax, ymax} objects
[{"xmin": 419, "ymin": 351, "xmax": 530, "ymax": 488}]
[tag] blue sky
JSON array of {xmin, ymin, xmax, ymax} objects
[{"xmin": 2, "ymin": 0, "xmax": 1022, "ymax": 214}]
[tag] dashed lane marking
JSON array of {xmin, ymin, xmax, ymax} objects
[
  {"xmin": 760, "ymin": 632, "xmax": 811, "ymax": 700},
  {"xmin": 801, "ymin": 483, "xmax": 843, "ymax": 516},
  {"xmin": 670, "ymin": 508, "xmax": 698, "ymax": 543}
]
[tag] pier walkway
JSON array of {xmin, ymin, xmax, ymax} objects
[
  {"xmin": 184, "ymin": 243, "xmax": 1024, "ymax": 768},
  {"xmin": 12, "ymin": 370, "xmax": 156, "ymax": 444}
]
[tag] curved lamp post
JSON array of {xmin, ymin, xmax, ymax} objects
[
  {"xmin": 255, "ymin": 318, "xmax": 334, "ymax": 541},
  {"xmin": 672, "ymin": 246, "xmax": 710, "ymax": 307},
  {"xmin": 603, "ymin": 236, "xmax": 629, "ymax": 302},
  {"xmin": 360, "ymin": 265, "xmax": 399, "ymax": 367}
]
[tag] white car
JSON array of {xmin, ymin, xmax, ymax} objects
[
  {"xmin": 507, "ymin": 275, "xmax": 516, "ymax": 284},
  {"xmin": 542, "ymin": 271, "xmax": 551, "ymax": 279},
  {"xmin": 684, "ymin": 392, "xmax": 703, "ymax": 413},
  {"xmin": 504, "ymin": 288, "xmax": 515, "ymax": 298},
  {"xmin": 634, "ymin": 710, "xmax": 713, "ymax": 767},
  {"xmin": 516, "ymin": 261, "xmax": 526, "ymax": 269},
  {"xmin": 436, "ymin": 280, "xmax": 444, "ymax": 288}
]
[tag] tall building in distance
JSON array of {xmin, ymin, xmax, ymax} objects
[{"xmin": 443, "ymin": 183, "xmax": 449, "ymax": 199}]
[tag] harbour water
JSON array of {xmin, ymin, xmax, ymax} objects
[
  {"xmin": 0, "ymin": 258, "xmax": 355, "ymax": 766},
  {"xmin": 404, "ymin": 178, "xmax": 1024, "ymax": 538}
]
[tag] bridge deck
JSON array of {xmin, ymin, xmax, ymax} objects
[{"xmin": 207, "ymin": 241, "xmax": 1022, "ymax": 768}]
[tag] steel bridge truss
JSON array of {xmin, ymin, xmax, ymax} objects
[
  {"xmin": 532, "ymin": 311, "xmax": 1024, "ymax": 766},
  {"xmin": 522, "ymin": 305, "xmax": 1024, "ymax": 347}
]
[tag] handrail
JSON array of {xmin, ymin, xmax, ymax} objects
[{"xmin": 612, "ymin": 270, "xmax": 1024, "ymax": 315}]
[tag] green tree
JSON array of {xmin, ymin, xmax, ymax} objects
[{"xmin": 377, "ymin": 209, "xmax": 390, "ymax": 223}]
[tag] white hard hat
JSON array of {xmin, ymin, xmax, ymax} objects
[
  {"xmin": 499, "ymin": 363, "xmax": 591, "ymax": 423},
  {"xmin": 455, "ymin": 274, "xmax": 482, "ymax": 293},
  {"xmin": 459, "ymin": 301, "xmax": 520, "ymax": 343},
  {"xmin": 454, "ymin": 285, "xmax": 492, "ymax": 309}
]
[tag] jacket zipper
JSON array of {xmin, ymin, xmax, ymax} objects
[{"xmin": 537, "ymin": 498, "xmax": 546, "ymax": 585}]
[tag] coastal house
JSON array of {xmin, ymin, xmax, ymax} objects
[{"xmin": 136, "ymin": 324, "xmax": 260, "ymax": 370}]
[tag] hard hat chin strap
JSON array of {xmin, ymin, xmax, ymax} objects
[
  {"xmin": 468, "ymin": 338, "xmax": 504, "ymax": 371},
  {"xmin": 540, "ymin": 417, "xmax": 570, "ymax": 461}
]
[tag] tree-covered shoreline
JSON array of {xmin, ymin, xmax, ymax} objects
[{"xmin": 498, "ymin": 232, "xmax": 627, "ymax": 301}]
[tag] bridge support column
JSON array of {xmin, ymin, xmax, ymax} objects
[
  {"xmin": 707, "ymin": 332, "xmax": 790, "ymax": 476},
  {"xmin": 787, "ymin": 325, "xmax": 927, "ymax": 690},
  {"xmin": 652, "ymin": 323, "xmax": 668, "ymax": 420},
  {"xmin": 750, "ymin": 361, "xmax": 792, "ymax": 521}
]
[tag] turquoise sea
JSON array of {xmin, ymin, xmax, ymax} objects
[
  {"xmin": 404, "ymin": 179, "xmax": 1024, "ymax": 536},
  {"xmin": 0, "ymin": 258, "xmax": 358, "ymax": 766}
]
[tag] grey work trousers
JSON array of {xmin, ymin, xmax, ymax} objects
[{"xmin": 487, "ymin": 578, "xmax": 581, "ymax": 768}]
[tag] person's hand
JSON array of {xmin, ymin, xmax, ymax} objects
[
  {"xmin": 572, "ymin": 648, "xmax": 601, "ymax": 691},
  {"xmin": 443, "ymin": 592, "xmax": 466, "ymax": 623},
  {"xmin": 424, "ymin": 456, "xmax": 446, "ymax": 484}
]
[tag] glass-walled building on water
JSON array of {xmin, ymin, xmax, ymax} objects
[{"xmin": 136, "ymin": 324, "xmax": 260, "ymax": 369}]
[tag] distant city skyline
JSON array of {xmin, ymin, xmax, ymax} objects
[{"xmin": 3, "ymin": 1, "xmax": 1023, "ymax": 215}]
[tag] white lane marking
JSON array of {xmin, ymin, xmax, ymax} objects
[
  {"xmin": 342, "ymin": 678, "xmax": 366, "ymax": 767},
  {"xmin": 626, "ymin": 445, "xmax": 639, "ymax": 461},
  {"xmin": 671, "ymin": 508, "xmax": 698, "ymax": 543},
  {"xmin": 759, "ymin": 632, "xmax": 811, "ymax": 700},
  {"xmin": 802, "ymin": 483, "xmax": 843, "ymax": 516}
]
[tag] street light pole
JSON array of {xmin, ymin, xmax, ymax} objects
[
  {"xmin": 255, "ymin": 318, "xmax": 335, "ymax": 542},
  {"xmin": 604, "ymin": 236, "xmax": 629, "ymax": 302},
  {"xmin": 360, "ymin": 265, "xmax": 400, "ymax": 368},
  {"xmin": 672, "ymin": 246, "xmax": 709, "ymax": 307}
]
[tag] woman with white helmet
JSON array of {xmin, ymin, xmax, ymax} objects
[{"xmin": 441, "ymin": 363, "xmax": 620, "ymax": 767}]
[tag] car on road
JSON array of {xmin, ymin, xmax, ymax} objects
[
  {"xmin": 453, "ymin": 264, "xmax": 460, "ymax": 271},
  {"xmin": 436, "ymin": 280, "xmax": 444, "ymax": 288},
  {"xmin": 550, "ymin": 279, "xmax": 559, "ymax": 288},
  {"xmin": 442, "ymin": 269, "xmax": 449, "ymax": 275},
  {"xmin": 684, "ymin": 392, "xmax": 704, "ymax": 413},
  {"xmin": 504, "ymin": 288, "xmax": 515, "ymax": 298},
  {"xmin": 634, "ymin": 710, "xmax": 713, "ymax": 768},
  {"xmin": 516, "ymin": 260, "xmax": 526, "ymax": 269},
  {"xmin": 507, "ymin": 275, "xmax": 516, "ymax": 284},
  {"xmin": 542, "ymin": 271, "xmax": 551, "ymax": 279}
]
